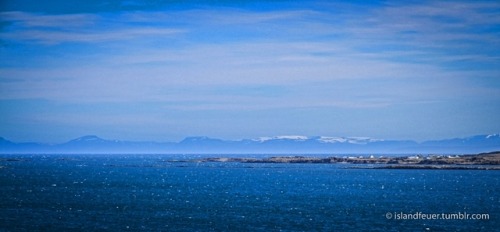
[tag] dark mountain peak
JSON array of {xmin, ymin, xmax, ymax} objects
[
  {"xmin": 74, "ymin": 135, "xmax": 103, "ymax": 140},
  {"xmin": 66, "ymin": 135, "xmax": 110, "ymax": 144},
  {"xmin": 0, "ymin": 137, "xmax": 14, "ymax": 144}
]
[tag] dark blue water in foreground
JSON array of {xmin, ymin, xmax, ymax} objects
[{"xmin": 1, "ymin": 154, "xmax": 498, "ymax": 231}]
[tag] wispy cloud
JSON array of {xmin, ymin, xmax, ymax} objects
[
  {"xmin": 2, "ymin": 27, "xmax": 184, "ymax": 44},
  {"xmin": 0, "ymin": 11, "xmax": 185, "ymax": 44},
  {"xmin": 343, "ymin": 1, "xmax": 500, "ymax": 53},
  {"xmin": 1, "ymin": 11, "xmax": 99, "ymax": 27}
]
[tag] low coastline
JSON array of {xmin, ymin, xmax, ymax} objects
[{"xmin": 194, "ymin": 151, "xmax": 500, "ymax": 170}]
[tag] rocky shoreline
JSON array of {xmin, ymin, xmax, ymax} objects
[
  {"xmin": 196, "ymin": 151, "xmax": 500, "ymax": 170},
  {"xmin": 370, "ymin": 165, "xmax": 500, "ymax": 170}
]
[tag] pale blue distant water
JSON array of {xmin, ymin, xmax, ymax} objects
[{"xmin": 0, "ymin": 154, "xmax": 498, "ymax": 231}]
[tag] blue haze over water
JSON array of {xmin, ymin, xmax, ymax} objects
[{"xmin": 0, "ymin": 154, "xmax": 498, "ymax": 231}]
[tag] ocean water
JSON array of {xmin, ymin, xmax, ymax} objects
[{"xmin": 0, "ymin": 154, "xmax": 498, "ymax": 231}]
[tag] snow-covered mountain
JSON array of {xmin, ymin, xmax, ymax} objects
[
  {"xmin": 253, "ymin": 135, "xmax": 309, "ymax": 142},
  {"xmin": 0, "ymin": 134, "xmax": 499, "ymax": 155}
]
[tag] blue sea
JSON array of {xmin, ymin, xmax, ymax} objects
[{"xmin": 1, "ymin": 154, "xmax": 498, "ymax": 231}]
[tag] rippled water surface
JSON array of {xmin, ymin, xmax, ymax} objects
[{"xmin": 1, "ymin": 154, "xmax": 498, "ymax": 231}]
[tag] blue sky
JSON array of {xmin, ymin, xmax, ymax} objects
[{"xmin": 1, "ymin": 0, "xmax": 499, "ymax": 143}]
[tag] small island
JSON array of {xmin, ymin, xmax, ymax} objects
[{"xmin": 195, "ymin": 151, "xmax": 500, "ymax": 170}]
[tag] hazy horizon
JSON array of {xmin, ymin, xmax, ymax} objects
[
  {"xmin": 2, "ymin": 133, "xmax": 500, "ymax": 145},
  {"xmin": 1, "ymin": 0, "xmax": 500, "ymax": 144}
]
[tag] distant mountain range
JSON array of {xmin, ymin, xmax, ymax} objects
[{"xmin": 1, "ymin": 134, "xmax": 499, "ymax": 155}]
